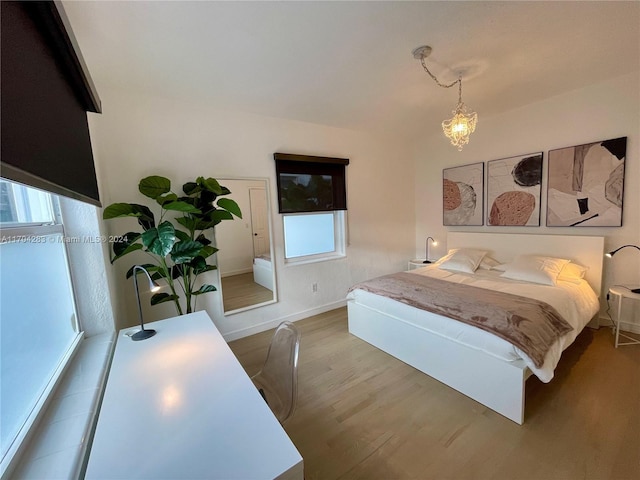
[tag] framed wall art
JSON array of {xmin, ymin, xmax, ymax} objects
[
  {"xmin": 443, "ymin": 162, "xmax": 484, "ymax": 226},
  {"xmin": 546, "ymin": 137, "xmax": 626, "ymax": 227},
  {"xmin": 487, "ymin": 152, "xmax": 543, "ymax": 226}
]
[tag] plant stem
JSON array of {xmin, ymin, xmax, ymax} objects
[{"xmin": 160, "ymin": 257, "xmax": 183, "ymax": 316}]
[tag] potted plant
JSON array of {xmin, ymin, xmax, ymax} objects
[{"xmin": 103, "ymin": 175, "xmax": 241, "ymax": 315}]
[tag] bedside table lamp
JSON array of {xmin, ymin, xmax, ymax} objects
[
  {"xmin": 423, "ymin": 237, "xmax": 438, "ymax": 264},
  {"xmin": 132, "ymin": 265, "xmax": 161, "ymax": 341},
  {"xmin": 605, "ymin": 244, "xmax": 640, "ymax": 294}
]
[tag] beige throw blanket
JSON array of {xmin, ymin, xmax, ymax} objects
[{"xmin": 349, "ymin": 272, "xmax": 573, "ymax": 368}]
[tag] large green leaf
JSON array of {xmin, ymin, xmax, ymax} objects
[
  {"xmin": 151, "ymin": 271, "xmax": 166, "ymax": 282},
  {"xmin": 156, "ymin": 193, "xmax": 178, "ymax": 206},
  {"xmin": 201, "ymin": 177, "xmax": 223, "ymax": 195},
  {"xmin": 139, "ymin": 176, "xmax": 171, "ymax": 199},
  {"xmin": 103, "ymin": 203, "xmax": 137, "ymax": 219},
  {"xmin": 195, "ymin": 234, "xmax": 211, "ymax": 246},
  {"xmin": 112, "ymin": 232, "xmax": 141, "ymax": 257},
  {"xmin": 102, "ymin": 203, "xmax": 155, "ymax": 229},
  {"xmin": 171, "ymin": 240, "xmax": 203, "ymax": 263},
  {"xmin": 163, "ymin": 201, "xmax": 201, "ymax": 214},
  {"xmin": 192, "ymin": 284, "xmax": 216, "ymax": 295},
  {"xmin": 195, "ymin": 219, "xmax": 216, "ymax": 231},
  {"xmin": 141, "ymin": 221, "xmax": 176, "ymax": 257},
  {"xmin": 111, "ymin": 243, "xmax": 143, "ymax": 264},
  {"xmin": 131, "ymin": 204, "xmax": 155, "ymax": 230},
  {"xmin": 192, "ymin": 260, "xmax": 217, "ymax": 275},
  {"xmin": 197, "ymin": 190, "xmax": 215, "ymax": 207},
  {"xmin": 125, "ymin": 263, "xmax": 158, "ymax": 279},
  {"xmin": 199, "ymin": 245, "xmax": 217, "ymax": 259},
  {"xmin": 174, "ymin": 230, "xmax": 191, "ymax": 242},
  {"xmin": 209, "ymin": 210, "xmax": 233, "ymax": 222},
  {"xmin": 189, "ymin": 255, "xmax": 206, "ymax": 271},
  {"xmin": 171, "ymin": 264, "xmax": 185, "ymax": 280},
  {"xmin": 193, "ymin": 264, "xmax": 217, "ymax": 275},
  {"xmin": 182, "ymin": 182, "xmax": 200, "ymax": 195},
  {"xmin": 176, "ymin": 216, "xmax": 198, "ymax": 233},
  {"xmin": 150, "ymin": 293, "xmax": 179, "ymax": 305},
  {"xmin": 216, "ymin": 198, "xmax": 242, "ymax": 219}
]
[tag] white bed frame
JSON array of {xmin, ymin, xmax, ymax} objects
[{"xmin": 348, "ymin": 232, "xmax": 604, "ymax": 424}]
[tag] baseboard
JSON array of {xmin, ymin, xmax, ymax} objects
[
  {"xmin": 598, "ymin": 315, "xmax": 640, "ymax": 334},
  {"xmin": 220, "ymin": 267, "xmax": 253, "ymax": 278},
  {"xmin": 222, "ymin": 299, "xmax": 347, "ymax": 342}
]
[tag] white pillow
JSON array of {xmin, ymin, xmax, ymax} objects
[
  {"xmin": 437, "ymin": 248, "xmax": 488, "ymax": 274},
  {"xmin": 557, "ymin": 262, "xmax": 589, "ymax": 284},
  {"xmin": 478, "ymin": 256, "xmax": 500, "ymax": 270},
  {"xmin": 491, "ymin": 262, "xmax": 508, "ymax": 272},
  {"xmin": 500, "ymin": 255, "xmax": 570, "ymax": 286}
]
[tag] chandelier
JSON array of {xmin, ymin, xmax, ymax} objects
[{"xmin": 412, "ymin": 45, "xmax": 477, "ymax": 151}]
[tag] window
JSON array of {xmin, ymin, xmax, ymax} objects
[
  {"xmin": 274, "ymin": 153, "xmax": 348, "ymax": 263},
  {"xmin": 283, "ymin": 211, "xmax": 345, "ymax": 261},
  {"xmin": 0, "ymin": 179, "xmax": 80, "ymax": 468}
]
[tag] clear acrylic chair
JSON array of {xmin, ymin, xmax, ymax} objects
[{"xmin": 251, "ymin": 321, "xmax": 301, "ymax": 424}]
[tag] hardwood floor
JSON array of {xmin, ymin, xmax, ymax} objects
[
  {"xmin": 221, "ymin": 272, "xmax": 273, "ymax": 311},
  {"xmin": 229, "ymin": 307, "xmax": 640, "ymax": 480}
]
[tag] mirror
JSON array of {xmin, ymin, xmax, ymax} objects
[{"xmin": 215, "ymin": 178, "xmax": 277, "ymax": 314}]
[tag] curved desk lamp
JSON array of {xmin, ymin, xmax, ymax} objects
[
  {"xmin": 132, "ymin": 265, "xmax": 161, "ymax": 341},
  {"xmin": 605, "ymin": 245, "xmax": 640, "ymax": 294},
  {"xmin": 423, "ymin": 237, "xmax": 438, "ymax": 264}
]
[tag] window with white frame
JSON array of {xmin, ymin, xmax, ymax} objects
[
  {"xmin": 274, "ymin": 153, "xmax": 349, "ymax": 263},
  {"xmin": 283, "ymin": 211, "xmax": 345, "ymax": 261},
  {"xmin": 0, "ymin": 179, "xmax": 81, "ymax": 467}
]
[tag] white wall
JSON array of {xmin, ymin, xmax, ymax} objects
[
  {"xmin": 88, "ymin": 89, "xmax": 416, "ymax": 338},
  {"xmin": 59, "ymin": 197, "xmax": 115, "ymax": 336},
  {"xmin": 414, "ymin": 72, "xmax": 640, "ymax": 325}
]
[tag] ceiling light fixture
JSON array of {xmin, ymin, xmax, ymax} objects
[{"xmin": 413, "ymin": 45, "xmax": 477, "ymax": 151}]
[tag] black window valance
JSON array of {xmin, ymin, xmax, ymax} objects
[
  {"xmin": 1, "ymin": 1, "xmax": 102, "ymax": 206},
  {"xmin": 274, "ymin": 153, "xmax": 349, "ymax": 214}
]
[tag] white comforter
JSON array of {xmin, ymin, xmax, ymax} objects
[{"xmin": 347, "ymin": 266, "xmax": 599, "ymax": 382}]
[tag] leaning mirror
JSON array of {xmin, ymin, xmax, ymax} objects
[{"xmin": 215, "ymin": 178, "xmax": 277, "ymax": 314}]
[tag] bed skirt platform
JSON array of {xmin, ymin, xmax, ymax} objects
[{"xmin": 347, "ymin": 300, "xmax": 532, "ymax": 424}]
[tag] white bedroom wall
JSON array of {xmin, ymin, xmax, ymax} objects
[
  {"xmin": 88, "ymin": 88, "xmax": 415, "ymax": 338},
  {"xmin": 414, "ymin": 72, "xmax": 640, "ymax": 326}
]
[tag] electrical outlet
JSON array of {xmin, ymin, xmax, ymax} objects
[{"xmin": 312, "ymin": 283, "xmax": 318, "ymax": 293}]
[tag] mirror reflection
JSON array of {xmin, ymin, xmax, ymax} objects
[{"xmin": 216, "ymin": 178, "xmax": 276, "ymax": 314}]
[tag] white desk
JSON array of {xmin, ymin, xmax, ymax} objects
[{"xmin": 85, "ymin": 311, "xmax": 303, "ymax": 479}]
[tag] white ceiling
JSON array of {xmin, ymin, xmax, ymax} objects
[{"xmin": 63, "ymin": 1, "xmax": 640, "ymax": 139}]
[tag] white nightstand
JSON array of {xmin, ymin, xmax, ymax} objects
[
  {"xmin": 608, "ymin": 285, "xmax": 640, "ymax": 348},
  {"xmin": 408, "ymin": 259, "xmax": 431, "ymax": 270}
]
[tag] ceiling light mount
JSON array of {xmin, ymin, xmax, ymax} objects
[
  {"xmin": 412, "ymin": 45, "xmax": 432, "ymax": 60},
  {"xmin": 413, "ymin": 45, "xmax": 477, "ymax": 151}
]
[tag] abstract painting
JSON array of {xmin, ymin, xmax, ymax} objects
[
  {"xmin": 443, "ymin": 162, "xmax": 484, "ymax": 226},
  {"xmin": 546, "ymin": 137, "xmax": 626, "ymax": 227},
  {"xmin": 487, "ymin": 152, "xmax": 543, "ymax": 226}
]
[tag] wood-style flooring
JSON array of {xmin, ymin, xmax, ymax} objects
[
  {"xmin": 221, "ymin": 272, "xmax": 273, "ymax": 312},
  {"xmin": 229, "ymin": 307, "xmax": 640, "ymax": 480}
]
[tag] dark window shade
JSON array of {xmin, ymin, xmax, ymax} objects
[
  {"xmin": 274, "ymin": 153, "xmax": 349, "ymax": 214},
  {"xmin": 1, "ymin": 1, "xmax": 102, "ymax": 207}
]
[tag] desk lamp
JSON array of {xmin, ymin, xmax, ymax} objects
[
  {"xmin": 132, "ymin": 265, "xmax": 161, "ymax": 341},
  {"xmin": 605, "ymin": 245, "xmax": 640, "ymax": 294},
  {"xmin": 423, "ymin": 237, "xmax": 438, "ymax": 264}
]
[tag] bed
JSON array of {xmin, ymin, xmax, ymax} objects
[
  {"xmin": 347, "ymin": 232, "xmax": 604, "ymax": 424},
  {"xmin": 253, "ymin": 254, "xmax": 273, "ymax": 291}
]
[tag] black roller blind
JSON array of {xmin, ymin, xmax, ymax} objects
[
  {"xmin": 1, "ymin": 1, "xmax": 102, "ymax": 206},
  {"xmin": 274, "ymin": 153, "xmax": 349, "ymax": 214}
]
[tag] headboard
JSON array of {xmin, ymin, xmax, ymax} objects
[{"xmin": 448, "ymin": 232, "xmax": 605, "ymax": 295}]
